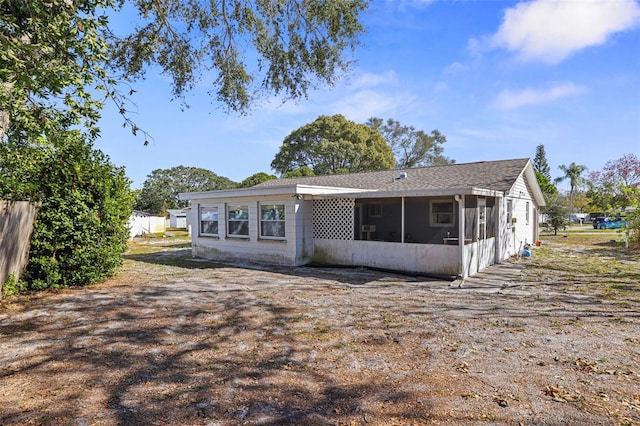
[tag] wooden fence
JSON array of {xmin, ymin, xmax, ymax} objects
[{"xmin": 0, "ymin": 200, "xmax": 38, "ymax": 296}]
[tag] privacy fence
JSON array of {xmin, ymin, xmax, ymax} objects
[{"xmin": 0, "ymin": 200, "xmax": 38, "ymax": 296}]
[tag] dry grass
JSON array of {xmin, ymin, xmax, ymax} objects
[{"xmin": 0, "ymin": 229, "xmax": 638, "ymax": 425}]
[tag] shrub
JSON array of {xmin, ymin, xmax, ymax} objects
[{"xmin": 0, "ymin": 131, "xmax": 134, "ymax": 289}]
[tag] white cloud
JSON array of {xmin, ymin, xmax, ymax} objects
[
  {"xmin": 443, "ymin": 61, "xmax": 469, "ymax": 75},
  {"xmin": 348, "ymin": 70, "xmax": 399, "ymax": 89},
  {"xmin": 491, "ymin": 0, "xmax": 640, "ymax": 64},
  {"xmin": 491, "ymin": 82, "xmax": 587, "ymax": 109},
  {"xmin": 330, "ymin": 89, "xmax": 416, "ymax": 122}
]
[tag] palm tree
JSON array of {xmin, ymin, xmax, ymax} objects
[{"xmin": 555, "ymin": 162, "xmax": 587, "ymax": 215}]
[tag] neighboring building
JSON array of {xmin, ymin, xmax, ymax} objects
[
  {"xmin": 128, "ymin": 210, "xmax": 166, "ymax": 239},
  {"xmin": 167, "ymin": 209, "xmax": 189, "ymax": 229},
  {"xmin": 179, "ymin": 158, "xmax": 545, "ymax": 279}
]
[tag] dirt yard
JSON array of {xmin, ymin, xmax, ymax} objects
[{"xmin": 1, "ymin": 230, "xmax": 639, "ymax": 425}]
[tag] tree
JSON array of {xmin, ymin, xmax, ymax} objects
[
  {"xmin": 535, "ymin": 171, "xmax": 558, "ymax": 195},
  {"xmin": 532, "ymin": 144, "xmax": 556, "ymax": 195},
  {"xmin": 1, "ymin": 0, "xmax": 112, "ymax": 142},
  {"xmin": 282, "ymin": 165, "xmax": 316, "ymax": 178},
  {"xmin": 555, "ymin": 162, "xmax": 587, "ymax": 214},
  {"xmin": 542, "ymin": 193, "xmax": 569, "ymax": 236},
  {"xmin": 1, "ymin": 0, "xmax": 369, "ymax": 142},
  {"xmin": 239, "ymin": 172, "xmax": 278, "ymax": 188},
  {"xmin": 0, "ymin": 130, "xmax": 134, "ymax": 291},
  {"xmin": 365, "ymin": 118, "xmax": 453, "ymax": 168},
  {"xmin": 136, "ymin": 166, "xmax": 237, "ymax": 215},
  {"xmin": 587, "ymin": 153, "xmax": 640, "ymax": 211},
  {"xmin": 271, "ymin": 114, "xmax": 396, "ymax": 175},
  {"xmin": 587, "ymin": 153, "xmax": 640, "ymax": 246},
  {"xmin": 533, "ymin": 145, "xmax": 551, "ymax": 180}
]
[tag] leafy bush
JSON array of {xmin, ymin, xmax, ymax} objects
[{"xmin": 0, "ymin": 131, "xmax": 133, "ymax": 289}]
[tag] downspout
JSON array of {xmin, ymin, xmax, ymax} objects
[{"xmin": 454, "ymin": 194, "xmax": 465, "ymax": 279}]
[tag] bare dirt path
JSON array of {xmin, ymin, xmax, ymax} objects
[{"xmin": 1, "ymin": 234, "xmax": 639, "ymax": 425}]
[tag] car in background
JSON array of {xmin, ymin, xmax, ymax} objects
[
  {"xmin": 592, "ymin": 216, "xmax": 608, "ymax": 229},
  {"xmin": 596, "ymin": 217, "xmax": 628, "ymax": 230}
]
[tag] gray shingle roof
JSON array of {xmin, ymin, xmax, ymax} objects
[{"xmin": 254, "ymin": 158, "xmax": 531, "ymax": 193}]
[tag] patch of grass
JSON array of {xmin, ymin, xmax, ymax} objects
[{"xmin": 313, "ymin": 320, "xmax": 331, "ymax": 334}]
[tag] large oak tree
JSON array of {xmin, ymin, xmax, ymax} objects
[
  {"xmin": 1, "ymin": 0, "xmax": 369, "ymax": 142},
  {"xmin": 271, "ymin": 114, "xmax": 396, "ymax": 175}
]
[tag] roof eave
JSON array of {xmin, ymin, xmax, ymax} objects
[
  {"xmin": 313, "ymin": 187, "xmax": 504, "ymax": 199},
  {"xmin": 178, "ymin": 184, "xmax": 369, "ymax": 201}
]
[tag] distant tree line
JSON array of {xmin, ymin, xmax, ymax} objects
[{"xmin": 136, "ymin": 114, "xmax": 455, "ymax": 215}]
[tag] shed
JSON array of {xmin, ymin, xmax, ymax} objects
[{"xmin": 167, "ymin": 209, "xmax": 188, "ymax": 229}]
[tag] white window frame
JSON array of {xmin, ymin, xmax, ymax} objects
[
  {"xmin": 260, "ymin": 203, "xmax": 286, "ymax": 240},
  {"xmin": 227, "ymin": 204, "xmax": 249, "ymax": 237},
  {"xmin": 430, "ymin": 200, "xmax": 455, "ymax": 227},
  {"xmin": 478, "ymin": 198, "xmax": 486, "ymax": 240},
  {"xmin": 199, "ymin": 205, "xmax": 219, "ymax": 237},
  {"xmin": 526, "ymin": 201, "xmax": 530, "ymax": 225}
]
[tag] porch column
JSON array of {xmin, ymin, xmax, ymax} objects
[
  {"xmin": 455, "ymin": 195, "xmax": 466, "ymax": 279},
  {"xmin": 401, "ymin": 197, "xmax": 405, "ymax": 243}
]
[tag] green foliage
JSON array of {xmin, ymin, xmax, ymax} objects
[
  {"xmin": 109, "ymin": 0, "xmax": 369, "ymax": 113},
  {"xmin": 586, "ymin": 154, "xmax": 640, "ymax": 245},
  {"xmin": 1, "ymin": 273, "xmax": 27, "ymax": 298},
  {"xmin": 366, "ymin": 117, "xmax": 453, "ymax": 168},
  {"xmin": 533, "ymin": 145, "xmax": 551, "ymax": 180},
  {"xmin": 1, "ymin": 0, "xmax": 114, "ymax": 141},
  {"xmin": 239, "ymin": 172, "xmax": 278, "ymax": 188},
  {"xmin": 555, "ymin": 162, "xmax": 587, "ymax": 213},
  {"xmin": 283, "ymin": 166, "xmax": 316, "ymax": 178},
  {"xmin": 2, "ymin": 0, "xmax": 369, "ymax": 142},
  {"xmin": 542, "ymin": 192, "xmax": 569, "ymax": 236},
  {"xmin": 587, "ymin": 153, "xmax": 640, "ymax": 212},
  {"xmin": 136, "ymin": 166, "xmax": 237, "ymax": 215},
  {"xmin": 0, "ymin": 131, "xmax": 134, "ymax": 289},
  {"xmin": 535, "ymin": 170, "xmax": 558, "ymax": 195},
  {"xmin": 271, "ymin": 114, "xmax": 396, "ymax": 175}
]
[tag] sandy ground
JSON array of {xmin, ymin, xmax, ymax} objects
[{"xmin": 1, "ymin": 235, "xmax": 638, "ymax": 425}]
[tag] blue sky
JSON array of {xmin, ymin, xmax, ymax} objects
[{"xmin": 94, "ymin": 0, "xmax": 640, "ymax": 191}]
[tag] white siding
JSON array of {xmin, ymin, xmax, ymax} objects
[
  {"xmin": 313, "ymin": 240, "xmax": 459, "ymax": 276},
  {"xmin": 189, "ymin": 195, "xmax": 304, "ymax": 266},
  {"xmin": 499, "ymin": 173, "xmax": 536, "ymax": 259}
]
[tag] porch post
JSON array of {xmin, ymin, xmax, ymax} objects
[
  {"xmin": 401, "ymin": 197, "xmax": 405, "ymax": 243},
  {"xmin": 455, "ymin": 195, "xmax": 466, "ymax": 279}
]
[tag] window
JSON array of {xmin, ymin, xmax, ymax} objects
[
  {"xmin": 227, "ymin": 205, "xmax": 249, "ymax": 237},
  {"xmin": 526, "ymin": 201, "xmax": 530, "ymax": 225},
  {"xmin": 478, "ymin": 198, "xmax": 486, "ymax": 240},
  {"xmin": 430, "ymin": 201, "xmax": 455, "ymax": 227},
  {"xmin": 507, "ymin": 199, "xmax": 513, "ymax": 225},
  {"xmin": 368, "ymin": 202, "xmax": 382, "ymax": 217},
  {"xmin": 260, "ymin": 204, "xmax": 285, "ymax": 239},
  {"xmin": 199, "ymin": 206, "xmax": 218, "ymax": 236}
]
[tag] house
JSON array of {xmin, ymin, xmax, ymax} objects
[
  {"xmin": 167, "ymin": 209, "xmax": 189, "ymax": 229},
  {"xmin": 179, "ymin": 158, "xmax": 545, "ymax": 279}
]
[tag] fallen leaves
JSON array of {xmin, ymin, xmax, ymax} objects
[{"xmin": 543, "ymin": 385, "xmax": 583, "ymax": 403}]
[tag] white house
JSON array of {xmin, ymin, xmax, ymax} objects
[{"xmin": 179, "ymin": 158, "xmax": 545, "ymax": 279}]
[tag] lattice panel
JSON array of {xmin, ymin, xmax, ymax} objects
[{"xmin": 313, "ymin": 198, "xmax": 355, "ymax": 240}]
